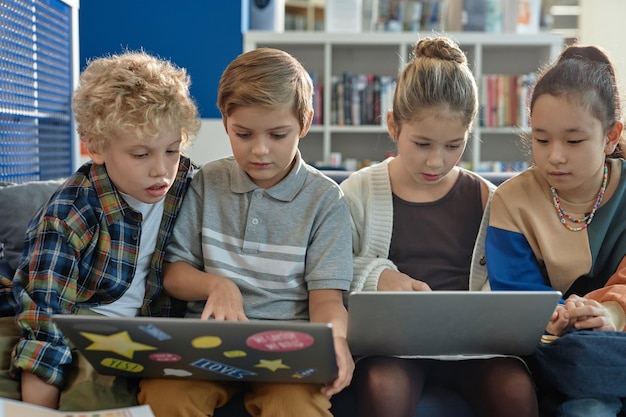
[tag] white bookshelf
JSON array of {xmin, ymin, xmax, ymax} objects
[{"xmin": 244, "ymin": 31, "xmax": 564, "ymax": 170}]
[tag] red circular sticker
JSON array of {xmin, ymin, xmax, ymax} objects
[
  {"xmin": 246, "ymin": 330, "xmax": 314, "ymax": 352},
  {"xmin": 149, "ymin": 352, "xmax": 181, "ymax": 362}
]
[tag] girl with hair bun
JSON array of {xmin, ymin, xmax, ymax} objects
[{"xmin": 341, "ymin": 36, "xmax": 538, "ymax": 417}]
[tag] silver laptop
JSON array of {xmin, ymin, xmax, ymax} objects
[
  {"xmin": 53, "ymin": 315, "xmax": 337, "ymax": 384},
  {"xmin": 347, "ymin": 291, "xmax": 561, "ymax": 357}
]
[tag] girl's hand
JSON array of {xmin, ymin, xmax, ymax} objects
[
  {"xmin": 565, "ymin": 295, "xmax": 617, "ymax": 331},
  {"xmin": 378, "ymin": 270, "xmax": 432, "ymax": 292},
  {"xmin": 201, "ymin": 276, "xmax": 248, "ymax": 321},
  {"xmin": 546, "ymin": 304, "xmax": 572, "ymax": 336},
  {"xmin": 321, "ymin": 336, "xmax": 354, "ymax": 397}
]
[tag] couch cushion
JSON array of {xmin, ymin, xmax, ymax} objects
[{"xmin": 0, "ymin": 179, "xmax": 65, "ymax": 270}]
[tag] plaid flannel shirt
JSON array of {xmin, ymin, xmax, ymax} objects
[{"xmin": 11, "ymin": 156, "xmax": 194, "ymax": 387}]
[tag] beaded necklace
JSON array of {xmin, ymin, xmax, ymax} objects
[{"xmin": 550, "ymin": 163, "xmax": 608, "ymax": 232}]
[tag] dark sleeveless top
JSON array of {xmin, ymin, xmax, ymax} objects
[{"xmin": 389, "ymin": 170, "xmax": 484, "ymax": 290}]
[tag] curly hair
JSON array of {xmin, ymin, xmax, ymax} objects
[{"xmin": 72, "ymin": 51, "xmax": 201, "ymax": 153}]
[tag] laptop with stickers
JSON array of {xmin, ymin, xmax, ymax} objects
[
  {"xmin": 347, "ymin": 291, "xmax": 562, "ymax": 357},
  {"xmin": 52, "ymin": 315, "xmax": 337, "ymax": 385}
]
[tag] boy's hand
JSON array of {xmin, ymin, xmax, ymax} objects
[
  {"xmin": 201, "ymin": 276, "xmax": 247, "ymax": 321},
  {"xmin": 309, "ymin": 289, "xmax": 354, "ymax": 396},
  {"xmin": 378, "ymin": 269, "xmax": 432, "ymax": 292},
  {"xmin": 322, "ymin": 335, "xmax": 354, "ymax": 397}
]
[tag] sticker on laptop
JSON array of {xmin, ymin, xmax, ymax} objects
[
  {"xmin": 80, "ymin": 331, "xmax": 157, "ymax": 359},
  {"xmin": 246, "ymin": 330, "xmax": 314, "ymax": 352},
  {"xmin": 191, "ymin": 358, "xmax": 257, "ymax": 379}
]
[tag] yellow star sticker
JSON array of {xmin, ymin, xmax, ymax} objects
[
  {"xmin": 80, "ymin": 331, "xmax": 156, "ymax": 359},
  {"xmin": 254, "ymin": 359, "xmax": 291, "ymax": 372}
]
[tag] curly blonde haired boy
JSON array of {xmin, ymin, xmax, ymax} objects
[{"xmin": 10, "ymin": 51, "xmax": 200, "ymax": 411}]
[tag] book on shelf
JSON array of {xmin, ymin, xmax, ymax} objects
[
  {"xmin": 351, "ymin": 74, "xmax": 365, "ymax": 126},
  {"xmin": 363, "ymin": 74, "xmax": 374, "ymax": 125},
  {"xmin": 0, "ymin": 398, "xmax": 155, "ymax": 417},
  {"xmin": 342, "ymin": 72, "xmax": 354, "ymax": 126},
  {"xmin": 332, "ymin": 75, "xmax": 344, "ymax": 126},
  {"xmin": 379, "ymin": 75, "xmax": 396, "ymax": 126},
  {"xmin": 516, "ymin": 72, "xmax": 535, "ymax": 129}
]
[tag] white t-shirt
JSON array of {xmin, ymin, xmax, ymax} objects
[{"xmin": 90, "ymin": 194, "xmax": 164, "ymax": 317}]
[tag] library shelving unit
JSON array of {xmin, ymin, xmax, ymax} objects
[
  {"xmin": 244, "ymin": 31, "xmax": 564, "ymax": 171},
  {"xmin": 0, "ymin": 0, "xmax": 79, "ymax": 183}
]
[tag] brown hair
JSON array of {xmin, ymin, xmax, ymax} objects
[
  {"xmin": 391, "ymin": 36, "xmax": 478, "ymax": 131},
  {"xmin": 217, "ymin": 48, "xmax": 313, "ymax": 131}
]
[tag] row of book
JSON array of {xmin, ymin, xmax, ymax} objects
[
  {"xmin": 479, "ymin": 72, "xmax": 537, "ymax": 129},
  {"xmin": 370, "ymin": 0, "xmax": 542, "ymax": 34},
  {"xmin": 311, "ymin": 72, "xmax": 397, "ymax": 126},
  {"xmin": 312, "ymin": 70, "xmax": 537, "ymax": 130},
  {"xmin": 329, "ymin": 72, "xmax": 398, "ymax": 127},
  {"xmin": 312, "ymin": 71, "xmax": 394, "ymax": 126}
]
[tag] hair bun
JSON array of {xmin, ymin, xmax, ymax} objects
[{"xmin": 413, "ymin": 37, "xmax": 466, "ymax": 64}]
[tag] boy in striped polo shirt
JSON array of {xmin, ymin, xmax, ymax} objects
[{"xmin": 138, "ymin": 48, "xmax": 354, "ymax": 417}]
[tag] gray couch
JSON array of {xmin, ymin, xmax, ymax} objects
[
  {"xmin": 0, "ymin": 170, "xmax": 517, "ymax": 417},
  {"xmin": 0, "ymin": 179, "xmax": 67, "ymax": 282}
]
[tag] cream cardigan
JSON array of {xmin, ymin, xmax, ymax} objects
[{"xmin": 339, "ymin": 158, "xmax": 494, "ymax": 293}]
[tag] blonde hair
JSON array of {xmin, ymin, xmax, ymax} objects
[
  {"xmin": 391, "ymin": 37, "xmax": 478, "ymax": 130},
  {"xmin": 217, "ymin": 48, "xmax": 313, "ymax": 130},
  {"xmin": 72, "ymin": 51, "xmax": 201, "ymax": 153}
]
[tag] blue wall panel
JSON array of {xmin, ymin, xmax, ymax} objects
[{"xmin": 78, "ymin": 1, "xmax": 243, "ymax": 119}]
